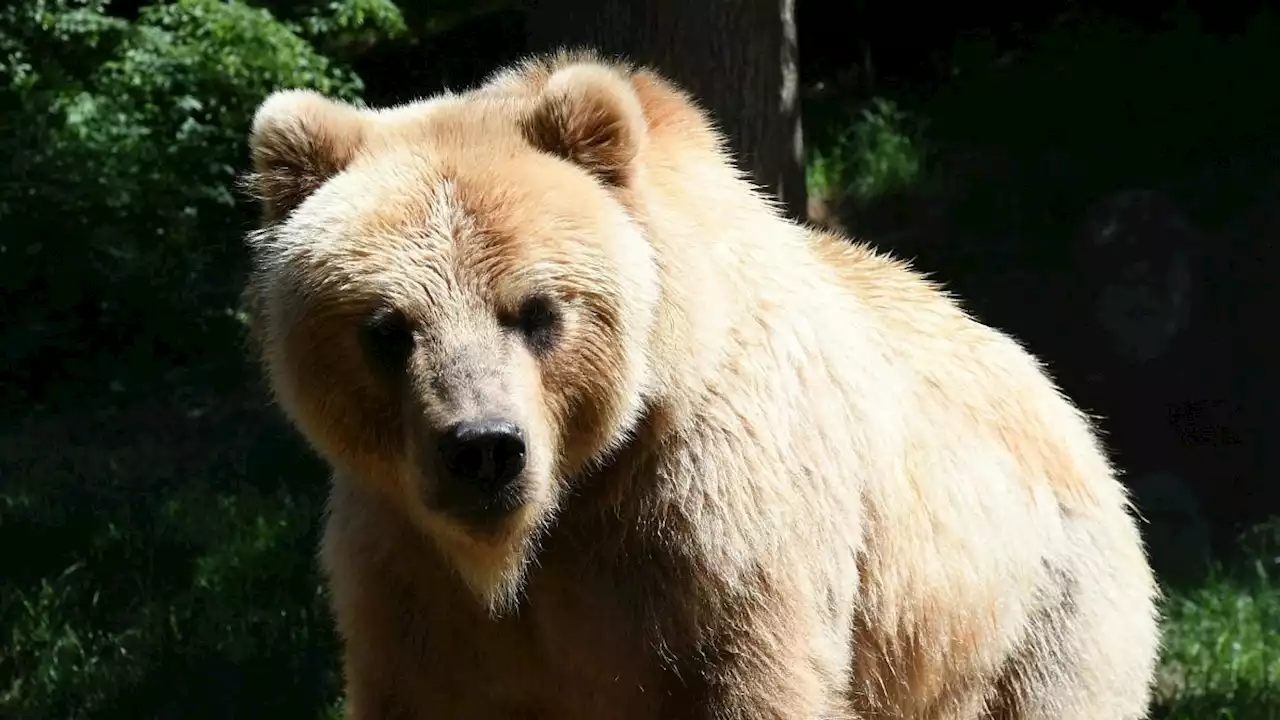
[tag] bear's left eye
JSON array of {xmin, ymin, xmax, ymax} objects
[{"xmin": 509, "ymin": 294, "xmax": 560, "ymax": 355}]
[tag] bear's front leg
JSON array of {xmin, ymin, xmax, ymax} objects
[
  {"xmin": 657, "ymin": 615, "xmax": 854, "ymax": 720},
  {"xmin": 336, "ymin": 588, "xmax": 538, "ymax": 720},
  {"xmin": 322, "ymin": 491, "xmax": 541, "ymax": 720}
]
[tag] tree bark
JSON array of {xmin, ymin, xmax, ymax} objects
[{"xmin": 526, "ymin": 0, "xmax": 808, "ymax": 221}]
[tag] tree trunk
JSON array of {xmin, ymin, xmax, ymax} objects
[{"xmin": 526, "ymin": 0, "xmax": 808, "ymax": 221}]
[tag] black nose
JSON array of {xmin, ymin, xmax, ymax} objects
[{"xmin": 437, "ymin": 419, "xmax": 527, "ymax": 489}]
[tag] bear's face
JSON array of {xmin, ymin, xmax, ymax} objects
[{"xmin": 242, "ymin": 55, "xmax": 661, "ymax": 610}]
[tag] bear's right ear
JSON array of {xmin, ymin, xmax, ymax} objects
[
  {"xmin": 521, "ymin": 62, "xmax": 647, "ymax": 187},
  {"xmin": 245, "ymin": 89, "xmax": 366, "ymax": 223}
]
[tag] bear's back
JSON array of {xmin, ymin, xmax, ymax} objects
[{"xmin": 788, "ymin": 231, "xmax": 1159, "ymax": 714}]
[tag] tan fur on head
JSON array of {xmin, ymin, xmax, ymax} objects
[
  {"xmin": 245, "ymin": 89, "xmax": 367, "ymax": 222},
  {"xmin": 521, "ymin": 62, "xmax": 647, "ymax": 186},
  {"xmin": 242, "ymin": 50, "xmax": 1160, "ymax": 720},
  {"xmin": 241, "ymin": 54, "xmax": 662, "ymax": 616}
]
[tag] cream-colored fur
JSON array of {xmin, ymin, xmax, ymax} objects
[{"xmin": 242, "ymin": 49, "xmax": 1161, "ymax": 719}]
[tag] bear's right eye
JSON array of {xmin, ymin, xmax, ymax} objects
[{"xmin": 359, "ymin": 307, "xmax": 414, "ymax": 377}]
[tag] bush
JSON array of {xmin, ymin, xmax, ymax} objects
[
  {"xmin": 0, "ymin": 0, "xmax": 390, "ymax": 403},
  {"xmin": 0, "ymin": 2, "xmax": 413, "ymax": 716},
  {"xmin": 806, "ymin": 96, "xmax": 928, "ymax": 211}
]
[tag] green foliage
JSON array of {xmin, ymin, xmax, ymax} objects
[
  {"xmin": 0, "ymin": 0, "xmax": 367, "ymax": 400},
  {"xmin": 806, "ymin": 97, "xmax": 927, "ymax": 209},
  {"xmin": 268, "ymin": 0, "xmax": 408, "ymax": 56}
]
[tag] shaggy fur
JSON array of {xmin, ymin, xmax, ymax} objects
[{"xmin": 241, "ymin": 49, "xmax": 1161, "ymax": 719}]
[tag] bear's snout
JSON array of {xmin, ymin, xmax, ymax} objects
[
  {"xmin": 439, "ymin": 419, "xmax": 527, "ymax": 485},
  {"xmin": 430, "ymin": 418, "xmax": 531, "ymax": 525}
]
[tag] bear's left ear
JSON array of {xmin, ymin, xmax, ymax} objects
[
  {"xmin": 245, "ymin": 89, "xmax": 367, "ymax": 223},
  {"xmin": 521, "ymin": 63, "xmax": 647, "ymax": 187}
]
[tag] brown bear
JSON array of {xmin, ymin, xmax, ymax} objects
[{"xmin": 241, "ymin": 49, "xmax": 1161, "ymax": 719}]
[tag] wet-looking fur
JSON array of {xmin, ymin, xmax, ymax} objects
[{"xmin": 242, "ymin": 49, "xmax": 1161, "ymax": 719}]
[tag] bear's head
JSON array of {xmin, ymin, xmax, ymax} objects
[{"xmin": 242, "ymin": 52, "xmax": 664, "ymax": 613}]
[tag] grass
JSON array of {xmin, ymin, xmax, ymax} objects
[
  {"xmin": 0, "ymin": 383, "xmax": 344, "ymax": 719},
  {"xmin": 1151, "ymin": 521, "xmax": 1280, "ymax": 719}
]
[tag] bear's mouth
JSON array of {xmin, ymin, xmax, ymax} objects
[{"xmin": 429, "ymin": 478, "xmax": 532, "ymax": 530}]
